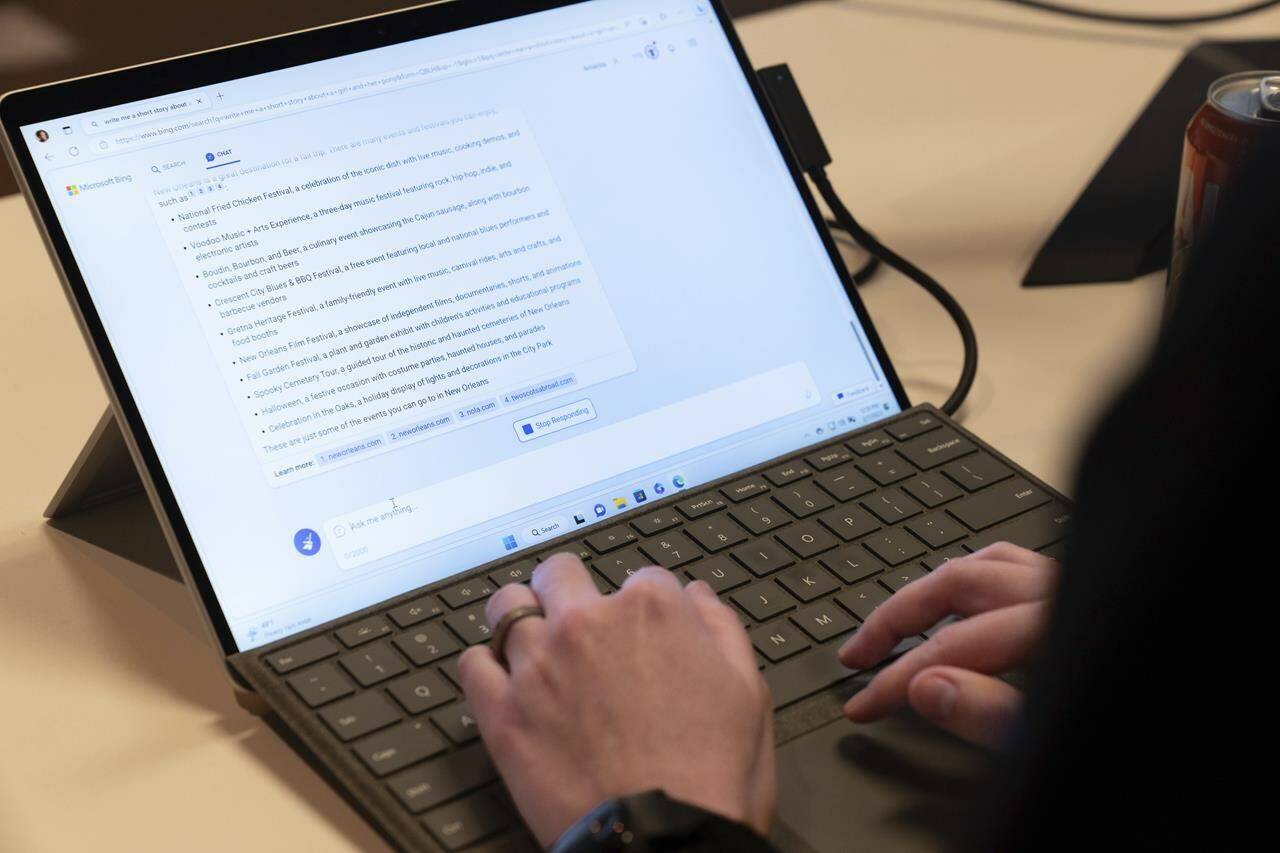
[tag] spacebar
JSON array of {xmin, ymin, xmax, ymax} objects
[{"xmin": 765, "ymin": 636, "xmax": 922, "ymax": 710}]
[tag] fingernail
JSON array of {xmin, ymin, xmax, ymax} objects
[
  {"xmin": 686, "ymin": 579, "xmax": 714, "ymax": 598},
  {"xmin": 843, "ymin": 693, "xmax": 869, "ymax": 721},
  {"xmin": 914, "ymin": 675, "xmax": 957, "ymax": 721}
]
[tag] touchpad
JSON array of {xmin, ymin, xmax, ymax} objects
[{"xmin": 772, "ymin": 713, "xmax": 990, "ymax": 853}]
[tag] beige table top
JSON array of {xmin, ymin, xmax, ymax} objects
[{"xmin": 3, "ymin": 1, "xmax": 1276, "ymax": 849}]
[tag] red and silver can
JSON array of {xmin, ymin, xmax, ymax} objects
[{"xmin": 1169, "ymin": 71, "xmax": 1280, "ymax": 301}]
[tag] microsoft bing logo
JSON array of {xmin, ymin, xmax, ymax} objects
[{"xmin": 65, "ymin": 184, "xmax": 79, "ymax": 196}]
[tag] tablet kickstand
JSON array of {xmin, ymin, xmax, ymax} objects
[{"xmin": 44, "ymin": 407, "xmax": 181, "ymax": 581}]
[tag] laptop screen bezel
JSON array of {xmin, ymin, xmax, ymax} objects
[{"xmin": 1, "ymin": 0, "xmax": 910, "ymax": 658}]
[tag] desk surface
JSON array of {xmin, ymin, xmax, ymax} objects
[{"xmin": 3, "ymin": 1, "xmax": 1275, "ymax": 849}]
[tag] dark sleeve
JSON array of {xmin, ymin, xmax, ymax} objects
[{"xmin": 960, "ymin": 152, "xmax": 1279, "ymax": 850}]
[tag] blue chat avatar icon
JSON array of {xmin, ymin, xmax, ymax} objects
[
  {"xmin": 294, "ymin": 528, "xmax": 321, "ymax": 556},
  {"xmin": 205, "ymin": 152, "xmax": 215, "ymax": 162},
  {"xmin": 594, "ymin": 503, "xmax": 607, "ymax": 517}
]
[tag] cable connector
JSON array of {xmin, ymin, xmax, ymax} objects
[{"xmin": 757, "ymin": 64, "xmax": 831, "ymax": 173}]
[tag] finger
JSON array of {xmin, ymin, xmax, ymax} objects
[
  {"xmin": 484, "ymin": 582, "xmax": 547, "ymax": 670},
  {"xmin": 530, "ymin": 551, "xmax": 601, "ymax": 620},
  {"xmin": 618, "ymin": 563, "xmax": 685, "ymax": 596},
  {"xmin": 839, "ymin": 556, "xmax": 1056, "ymax": 669},
  {"xmin": 967, "ymin": 541, "xmax": 1059, "ymax": 572},
  {"xmin": 686, "ymin": 580, "xmax": 758, "ymax": 684},
  {"xmin": 844, "ymin": 601, "xmax": 1046, "ymax": 723},
  {"xmin": 457, "ymin": 644, "xmax": 511, "ymax": 718},
  {"xmin": 907, "ymin": 666, "xmax": 1023, "ymax": 749}
]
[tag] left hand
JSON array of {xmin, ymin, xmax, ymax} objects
[{"xmin": 458, "ymin": 553, "xmax": 777, "ymax": 847}]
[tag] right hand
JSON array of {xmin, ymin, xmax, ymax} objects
[{"xmin": 838, "ymin": 543, "xmax": 1058, "ymax": 747}]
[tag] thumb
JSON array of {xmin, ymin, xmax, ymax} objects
[{"xmin": 907, "ymin": 666, "xmax": 1022, "ymax": 749}]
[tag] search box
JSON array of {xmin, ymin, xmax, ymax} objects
[{"xmin": 82, "ymin": 91, "xmax": 212, "ymax": 135}]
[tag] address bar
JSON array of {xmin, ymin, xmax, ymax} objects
[{"xmin": 108, "ymin": 18, "xmax": 632, "ymax": 151}]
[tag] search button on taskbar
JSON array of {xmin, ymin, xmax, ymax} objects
[
  {"xmin": 519, "ymin": 515, "xmax": 573, "ymax": 546},
  {"xmin": 514, "ymin": 398, "xmax": 597, "ymax": 443}
]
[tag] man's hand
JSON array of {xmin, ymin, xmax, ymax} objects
[
  {"xmin": 459, "ymin": 553, "xmax": 776, "ymax": 848},
  {"xmin": 839, "ymin": 543, "xmax": 1058, "ymax": 747}
]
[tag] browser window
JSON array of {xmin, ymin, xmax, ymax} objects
[{"xmin": 21, "ymin": 0, "xmax": 899, "ymax": 650}]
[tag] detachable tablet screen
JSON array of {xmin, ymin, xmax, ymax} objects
[{"xmin": 17, "ymin": 0, "xmax": 898, "ymax": 650}]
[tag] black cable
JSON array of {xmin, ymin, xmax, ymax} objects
[
  {"xmin": 824, "ymin": 217, "xmax": 882, "ymax": 285},
  {"xmin": 997, "ymin": 0, "xmax": 1280, "ymax": 25},
  {"xmin": 811, "ymin": 168, "xmax": 978, "ymax": 416}
]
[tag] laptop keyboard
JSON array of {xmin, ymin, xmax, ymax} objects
[{"xmin": 247, "ymin": 409, "xmax": 1072, "ymax": 851}]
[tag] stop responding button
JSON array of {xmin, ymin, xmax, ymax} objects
[{"xmin": 514, "ymin": 398, "xmax": 597, "ymax": 442}]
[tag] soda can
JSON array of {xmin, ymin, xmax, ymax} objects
[{"xmin": 1169, "ymin": 71, "xmax": 1280, "ymax": 303}]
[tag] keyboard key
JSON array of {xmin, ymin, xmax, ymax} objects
[
  {"xmin": 445, "ymin": 602, "xmax": 492, "ymax": 645},
  {"xmin": 847, "ymin": 431, "xmax": 894, "ymax": 455},
  {"xmin": 675, "ymin": 493, "xmax": 727, "ymax": 519},
  {"xmin": 388, "ymin": 743, "xmax": 496, "ymax": 814},
  {"xmin": 730, "ymin": 540, "xmax": 795, "ymax": 576},
  {"xmin": 393, "ymin": 625, "xmax": 461, "ymax": 666},
  {"xmin": 339, "ymin": 642, "xmax": 409, "ymax": 687},
  {"xmin": 863, "ymin": 529, "xmax": 929, "ymax": 566},
  {"xmin": 685, "ymin": 515, "xmax": 748, "ymax": 552},
  {"xmin": 922, "ymin": 545, "xmax": 968, "ymax": 570},
  {"xmin": 721, "ymin": 475, "xmax": 771, "ymax": 502},
  {"xmin": 729, "ymin": 499, "xmax": 791, "ymax": 535},
  {"xmin": 856, "ymin": 449, "xmax": 916, "ymax": 486},
  {"xmin": 439, "ymin": 577, "xmax": 496, "ymax": 610},
  {"xmin": 902, "ymin": 475, "xmax": 964, "ymax": 508},
  {"xmin": 639, "ymin": 531, "xmax": 703, "ymax": 569},
  {"xmin": 813, "ymin": 464, "xmax": 876, "ymax": 502},
  {"xmin": 422, "ymin": 787, "xmax": 513, "ymax": 851},
  {"xmin": 863, "ymin": 488, "xmax": 923, "ymax": 524},
  {"xmin": 584, "ymin": 525, "xmax": 639, "ymax": 553},
  {"xmin": 906, "ymin": 512, "xmax": 968, "ymax": 548},
  {"xmin": 776, "ymin": 564, "xmax": 840, "ymax": 602},
  {"xmin": 764, "ymin": 460, "xmax": 814, "ymax": 486},
  {"xmin": 437, "ymin": 656, "xmax": 463, "ymax": 690},
  {"xmin": 948, "ymin": 478, "xmax": 1050, "ymax": 530},
  {"xmin": 267, "ymin": 635, "xmax": 339, "ymax": 674},
  {"xmin": 353, "ymin": 718, "xmax": 448, "ymax": 777},
  {"xmin": 387, "ymin": 669, "xmax": 456, "ymax": 714},
  {"xmin": 772, "ymin": 482, "xmax": 834, "ymax": 518},
  {"xmin": 887, "ymin": 412, "xmax": 943, "ymax": 440},
  {"xmin": 963, "ymin": 503, "xmax": 1072, "ymax": 552},
  {"xmin": 775, "ymin": 522, "xmax": 839, "ymax": 559},
  {"xmin": 594, "ymin": 547, "xmax": 653, "ymax": 588},
  {"xmin": 320, "ymin": 691, "xmax": 401, "ymax": 742},
  {"xmin": 630, "ymin": 510, "xmax": 683, "ymax": 536},
  {"xmin": 791, "ymin": 601, "xmax": 857, "ymax": 642},
  {"xmin": 431, "ymin": 700, "xmax": 481, "ymax": 745},
  {"xmin": 489, "ymin": 560, "xmax": 536, "ymax": 587},
  {"xmin": 942, "ymin": 454, "xmax": 1013, "ymax": 491},
  {"xmin": 337, "ymin": 616, "xmax": 393, "ymax": 648},
  {"xmin": 286, "ymin": 663, "xmax": 355, "ymax": 708},
  {"xmin": 817, "ymin": 505, "xmax": 881, "ymax": 541},
  {"xmin": 388, "ymin": 596, "xmax": 446, "ymax": 628},
  {"xmin": 835, "ymin": 581, "xmax": 891, "ymax": 621},
  {"xmin": 543, "ymin": 541, "xmax": 593, "ymax": 564},
  {"xmin": 806, "ymin": 445, "xmax": 855, "ymax": 470},
  {"xmin": 764, "ymin": 645, "xmax": 856, "ymax": 708},
  {"xmin": 765, "ymin": 635, "xmax": 921, "ymax": 709},
  {"xmin": 750, "ymin": 621, "xmax": 812, "ymax": 662},
  {"xmin": 732, "ymin": 581, "xmax": 800, "ymax": 622},
  {"xmin": 896, "ymin": 428, "xmax": 978, "ymax": 470},
  {"xmin": 820, "ymin": 545, "xmax": 887, "ymax": 584},
  {"xmin": 685, "ymin": 555, "xmax": 751, "ymax": 592},
  {"xmin": 880, "ymin": 565, "xmax": 928, "ymax": 592}
]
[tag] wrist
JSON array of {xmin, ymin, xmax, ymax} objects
[{"xmin": 549, "ymin": 789, "xmax": 776, "ymax": 853}]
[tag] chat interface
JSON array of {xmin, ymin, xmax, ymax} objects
[{"xmin": 23, "ymin": 0, "xmax": 899, "ymax": 650}]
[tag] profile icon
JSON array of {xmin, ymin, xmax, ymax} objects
[{"xmin": 35, "ymin": 129, "xmax": 49, "ymax": 143}]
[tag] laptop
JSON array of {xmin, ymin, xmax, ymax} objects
[{"xmin": 1, "ymin": 1, "xmax": 1073, "ymax": 849}]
